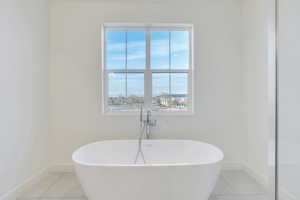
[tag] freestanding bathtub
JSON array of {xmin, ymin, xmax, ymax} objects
[{"xmin": 72, "ymin": 140, "xmax": 224, "ymax": 200}]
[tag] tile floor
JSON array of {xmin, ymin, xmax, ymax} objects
[{"xmin": 17, "ymin": 170, "xmax": 268, "ymax": 200}]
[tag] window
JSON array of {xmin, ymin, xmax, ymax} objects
[{"xmin": 102, "ymin": 24, "xmax": 193, "ymax": 114}]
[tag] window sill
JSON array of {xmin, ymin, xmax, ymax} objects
[{"xmin": 102, "ymin": 110, "xmax": 195, "ymax": 117}]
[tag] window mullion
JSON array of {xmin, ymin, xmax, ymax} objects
[
  {"xmin": 168, "ymin": 31, "xmax": 172, "ymax": 104},
  {"xmin": 125, "ymin": 31, "xmax": 128, "ymax": 97},
  {"xmin": 144, "ymin": 29, "xmax": 152, "ymax": 109}
]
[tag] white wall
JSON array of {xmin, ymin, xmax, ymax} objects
[
  {"xmin": 0, "ymin": 0, "xmax": 274, "ymax": 196},
  {"xmin": 49, "ymin": 0, "xmax": 244, "ymax": 166},
  {"xmin": 0, "ymin": 0, "xmax": 49, "ymax": 197},
  {"xmin": 278, "ymin": 0, "xmax": 300, "ymax": 199},
  {"xmin": 240, "ymin": 0, "xmax": 270, "ymax": 184}
]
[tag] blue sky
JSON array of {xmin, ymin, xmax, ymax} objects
[{"xmin": 106, "ymin": 30, "xmax": 189, "ymax": 97}]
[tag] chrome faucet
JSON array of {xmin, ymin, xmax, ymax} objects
[
  {"xmin": 135, "ymin": 106, "xmax": 157, "ymax": 164},
  {"xmin": 139, "ymin": 107, "xmax": 156, "ymax": 139}
]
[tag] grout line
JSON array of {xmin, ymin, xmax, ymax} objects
[
  {"xmin": 15, "ymin": 173, "xmax": 62, "ymax": 200},
  {"xmin": 221, "ymin": 171, "xmax": 266, "ymax": 196},
  {"xmin": 38, "ymin": 173, "xmax": 65, "ymax": 199},
  {"xmin": 39, "ymin": 172, "xmax": 86, "ymax": 200},
  {"xmin": 219, "ymin": 174, "xmax": 235, "ymax": 195}
]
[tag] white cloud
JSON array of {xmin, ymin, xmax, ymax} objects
[{"xmin": 107, "ymin": 39, "xmax": 188, "ymax": 61}]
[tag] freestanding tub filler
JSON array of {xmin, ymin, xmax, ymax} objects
[{"xmin": 72, "ymin": 140, "xmax": 224, "ymax": 200}]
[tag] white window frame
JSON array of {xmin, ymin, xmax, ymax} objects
[{"xmin": 101, "ymin": 23, "xmax": 194, "ymax": 115}]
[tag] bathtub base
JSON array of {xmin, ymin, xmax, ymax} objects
[{"xmin": 75, "ymin": 164, "xmax": 221, "ymax": 200}]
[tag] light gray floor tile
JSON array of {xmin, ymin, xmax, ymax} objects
[
  {"xmin": 222, "ymin": 170, "xmax": 265, "ymax": 195},
  {"xmin": 17, "ymin": 173, "xmax": 61, "ymax": 199},
  {"xmin": 209, "ymin": 195, "xmax": 219, "ymax": 200},
  {"xmin": 42, "ymin": 173, "xmax": 85, "ymax": 198},
  {"xmin": 18, "ymin": 170, "xmax": 268, "ymax": 200}
]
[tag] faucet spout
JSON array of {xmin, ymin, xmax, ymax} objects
[{"xmin": 134, "ymin": 107, "xmax": 157, "ymax": 164}]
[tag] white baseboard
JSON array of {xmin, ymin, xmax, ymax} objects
[
  {"xmin": 241, "ymin": 164, "xmax": 269, "ymax": 191},
  {"xmin": 47, "ymin": 162, "xmax": 264, "ymax": 176},
  {"xmin": 49, "ymin": 162, "xmax": 246, "ymax": 173},
  {"xmin": 223, "ymin": 162, "xmax": 271, "ymax": 193},
  {"xmin": 222, "ymin": 162, "xmax": 244, "ymax": 171},
  {"xmin": 0, "ymin": 168, "xmax": 48, "ymax": 200},
  {"xmin": 224, "ymin": 163, "xmax": 297, "ymax": 200},
  {"xmin": 48, "ymin": 163, "xmax": 74, "ymax": 173}
]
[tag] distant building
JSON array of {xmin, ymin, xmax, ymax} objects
[
  {"xmin": 108, "ymin": 94, "xmax": 187, "ymax": 110},
  {"xmin": 154, "ymin": 94, "xmax": 187, "ymax": 109}
]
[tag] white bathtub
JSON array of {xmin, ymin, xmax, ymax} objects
[{"xmin": 72, "ymin": 140, "xmax": 224, "ymax": 200}]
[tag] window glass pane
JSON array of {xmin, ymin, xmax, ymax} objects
[
  {"xmin": 152, "ymin": 73, "xmax": 170, "ymax": 111},
  {"xmin": 151, "ymin": 31, "xmax": 170, "ymax": 69},
  {"xmin": 106, "ymin": 30, "xmax": 126, "ymax": 69},
  {"xmin": 108, "ymin": 72, "xmax": 126, "ymax": 111},
  {"xmin": 108, "ymin": 72, "xmax": 144, "ymax": 112},
  {"xmin": 152, "ymin": 73, "xmax": 188, "ymax": 111},
  {"xmin": 170, "ymin": 73, "xmax": 188, "ymax": 110},
  {"xmin": 171, "ymin": 31, "xmax": 189, "ymax": 69},
  {"xmin": 126, "ymin": 73, "xmax": 144, "ymax": 110},
  {"xmin": 127, "ymin": 31, "xmax": 146, "ymax": 69},
  {"xmin": 108, "ymin": 72, "xmax": 126, "ymax": 98},
  {"xmin": 152, "ymin": 73, "xmax": 170, "ymax": 96}
]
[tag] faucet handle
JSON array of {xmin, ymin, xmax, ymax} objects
[
  {"xmin": 139, "ymin": 106, "xmax": 143, "ymax": 123},
  {"xmin": 146, "ymin": 110, "xmax": 151, "ymax": 122},
  {"xmin": 150, "ymin": 119, "xmax": 157, "ymax": 127},
  {"xmin": 154, "ymin": 119, "xmax": 157, "ymax": 126}
]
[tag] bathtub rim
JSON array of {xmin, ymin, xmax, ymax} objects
[{"xmin": 72, "ymin": 139, "xmax": 224, "ymax": 167}]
